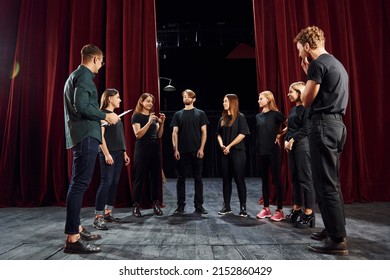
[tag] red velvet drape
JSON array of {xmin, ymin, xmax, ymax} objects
[
  {"xmin": 252, "ymin": 0, "xmax": 390, "ymax": 202},
  {"xmin": 0, "ymin": 0, "xmax": 160, "ymax": 207}
]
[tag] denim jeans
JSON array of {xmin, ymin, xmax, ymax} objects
[
  {"xmin": 176, "ymin": 152, "xmax": 204, "ymax": 207},
  {"xmin": 65, "ymin": 137, "xmax": 100, "ymax": 234},
  {"xmin": 95, "ymin": 150, "xmax": 124, "ymax": 215},
  {"xmin": 309, "ymin": 114, "xmax": 347, "ymax": 241}
]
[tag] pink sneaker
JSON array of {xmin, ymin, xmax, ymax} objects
[
  {"xmin": 270, "ymin": 209, "xmax": 285, "ymax": 221},
  {"xmin": 256, "ymin": 208, "xmax": 272, "ymax": 219}
]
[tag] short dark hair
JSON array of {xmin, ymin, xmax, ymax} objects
[{"xmin": 81, "ymin": 44, "xmax": 103, "ymax": 59}]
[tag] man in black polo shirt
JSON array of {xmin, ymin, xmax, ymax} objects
[
  {"xmin": 170, "ymin": 89, "xmax": 209, "ymax": 215},
  {"xmin": 63, "ymin": 44, "xmax": 119, "ymax": 254},
  {"xmin": 294, "ymin": 26, "xmax": 349, "ymax": 255}
]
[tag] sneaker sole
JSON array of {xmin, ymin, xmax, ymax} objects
[
  {"xmin": 93, "ymin": 225, "xmax": 109, "ymax": 230},
  {"xmin": 218, "ymin": 211, "xmax": 232, "ymax": 215},
  {"xmin": 256, "ymin": 215, "xmax": 271, "ymax": 219},
  {"xmin": 64, "ymin": 248, "xmax": 101, "ymax": 254},
  {"xmin": 270, "ymin": 218, "xmax": 285, "ymax": 222}
]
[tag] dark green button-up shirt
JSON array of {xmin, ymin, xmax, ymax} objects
[{"xmin": 64, "ymin": 65, "xmax": 106, "ymax": 149}]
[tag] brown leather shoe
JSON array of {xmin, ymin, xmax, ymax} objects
[
  {"xmin": 311, "ymin": 228, "xmax": 328, "ymax": 241},
  {"xmin": 308, "ymin": 239, "xmax": 349, "ymax": 255},
  {"xmin": 79, "ymin": 227, "xmax": 102, "ymax": 241},
  {"xmin": 64, "ymin": 239, "xmax": 101, "ymax": 254}
]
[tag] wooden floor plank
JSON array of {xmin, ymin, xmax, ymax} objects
[{"xmin": 0, "ymin": 178, "xmax": 389, "ymax": 260}]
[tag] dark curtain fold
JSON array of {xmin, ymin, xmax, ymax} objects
[
  {"xmin": 252, "ymin": 0, "xmax": 390, "ymax": 203},
  {"xmin": 0, "ymin": 0, "xmax": 160, "ymax": 207}
]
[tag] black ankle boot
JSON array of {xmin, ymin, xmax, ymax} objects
[
  {"xmin": 153, "ymin": 201, "xmax": 163, "ymax": 216},
  {"xmin": 295, "ymin": 212, "xmax": 315, "ymax": 228},
  {"xmin": 285, "ymin": 208, "xmax": 303, "ymax": 224},
  {"xmin": 239, "ymin": 203, "xmax": 248, "ymax": 217},
  {"xmin": 133, "ymin": 203, "xmax": 141, "ymax": 217}
]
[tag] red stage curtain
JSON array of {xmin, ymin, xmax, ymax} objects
[
  {"xmin": 252, "ymin": 0, "xmax": 390, "ymax": 202},
  {"xmin": 0, "ymin": 0, "xmax": 160, "ymax": 207}
]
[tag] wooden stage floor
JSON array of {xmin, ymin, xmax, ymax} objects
[{"xmin": 0, "ymin": 178, "xmax": 389, "ymax": 260}]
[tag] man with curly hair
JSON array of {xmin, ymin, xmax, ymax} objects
[{"xmin": 294, "ymin": 26, "xmax": 349, "ymax": 255}]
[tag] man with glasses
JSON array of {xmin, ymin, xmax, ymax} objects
[{"xmin": 63, "ymin": 44, "xmax": 119, "ymax": 254}]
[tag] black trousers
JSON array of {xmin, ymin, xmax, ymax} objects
[
  {"xmin": 176, "ymin": 152, "xmax": 204, "ymax": 207},
  {"xmin": 220, "ymin": 149, "xmax": 247, "ymax": 205},
  {"xmin": 288, "ymin": 137, "xmax": 315, "ymax": 209},
  {"xmin": 309, "ymin": 113, "xmax": 347, "ymax": 241},
  {"xmin": 257, "ymin": 148, "xmax": 284, "ymax": 209},
  {"xmin": 133, "ymin": 139, "xmax": 160, "ymax": 203}
]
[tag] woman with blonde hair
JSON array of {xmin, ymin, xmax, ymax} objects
[
  {"xmin": 216, "ymin": 94, "xmax": 250, "ymax": 217},
  {"xmin": 284, "ymin": 82, "xmax": 315, "ymax": 228},
  {"xmin": 255, "ymin": 91, "xmax": 287, "ymax": 221},
  {"xmin": 131, "ymin": 93, "xmax": 165, "ymax": 217}
]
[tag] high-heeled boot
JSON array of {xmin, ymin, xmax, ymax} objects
[
  {"xmin": 239, "ymin": 203, "xmax": 248, "ymax": 217},
  {"xmin": 133, "ymin": 203, "xmax": 141, "ymax": 217},
  {"xmin": 153, "ymin": 200, "xmax": 163, "ymax": 216},
  {"xmin": 285, "ymin": 208, "xmax": 303, "ymax": 224},
  {"xmin": 295, "ymin": 212, "xmax": 315, "ymax": 228}
]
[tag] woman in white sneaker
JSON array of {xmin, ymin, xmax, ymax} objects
[{"xmin": 255, "ymin": 91, "xmax": 287, "ymax": 221}]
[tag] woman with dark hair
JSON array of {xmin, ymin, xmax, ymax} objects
[
  {"xmin": 255, "ymin": 91, "xmax": 287, "ymax": 222},
  {"xmin": 131, "ymin": 93, "xmax": 165, "ymax": 217},
  {"xmin": 284, "ymin": 82, "xmax": 315, "ymax": 228},
  {"xmin": 93, "ymin": 89, "xmax": 130, "ymax": 230},
  {"xmin": 216, "ymin": 94, "xmax": 250, "ymax": 217}
]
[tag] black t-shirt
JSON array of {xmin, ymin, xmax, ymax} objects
[
  {"xmin": 255, "ymin": 110, "xmax": 285, "ymax": 155},
  {"xmin": 307, "ymin": 53, "xmax": 349, "ymax": 115},
  {"xmin": 286, "ymin": 105, "xmax": 309, "ymax": 143},
  {"xmin": 131, "ymin": 113, "xmax": 158, "ymax": 139},
  {"xmin": 216, "ymin": 113, "xmax": 250, "ymax": 151},
  {"xmin": 170, "ymin": 108, "xmax": 209, "ymax": 153},
  {"xmin": 101, "ymin": 109, "xmax": 126, "ymax": 151}
]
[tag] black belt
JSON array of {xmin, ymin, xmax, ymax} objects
[
  {"xmin": 310, "ymin": 113, "xmax": 343, "ymax": 121},
  {"xmin": 138, "ymin": 137, "xmax": 157, "ymax": 141}
]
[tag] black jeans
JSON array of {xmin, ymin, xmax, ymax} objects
[
  {"xmin": 288, "ymin": 137, "xmax": 315, "ymax": 209},
  {"xmin": 95, "ymin": 150, "xmax": 124, "ymax": 214},
  {"xmin": 309, "ymin": 113, "xmax": 347, "ymax": 241},
  {"xmin": 258, "ymin": 148, "xmax": 284, "ymax": 209},
  {"xmin": 176, "ymin": 152, "xmax": 204, "ymax": 207},
  {"xmin": 220, "ymin": 149, "xmax": 247, "ymax": 205},
  {"xmin": 65, "ymin": 137, "xmax": 99, "ymax": 234}
]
